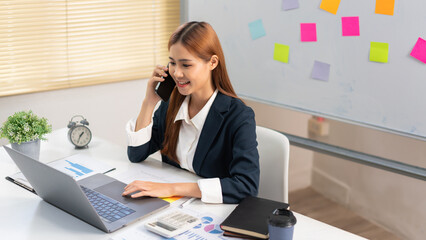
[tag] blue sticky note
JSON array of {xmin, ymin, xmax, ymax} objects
[
  {"xmin": 311, "ymin": 60, "xmax": 331, "ymax": 81},
  {"xmin": 248, "ymin": 19, "xmax": 266, "ymax": 40}
]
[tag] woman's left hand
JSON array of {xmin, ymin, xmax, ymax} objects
[{"xmin": 122, "ymin": 181, "xmax": 175, "ymax": 198}]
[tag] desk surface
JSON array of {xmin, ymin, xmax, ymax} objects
[{"xmin": 0, "ymin": 129, "xmax": 366, "ymax": 240}]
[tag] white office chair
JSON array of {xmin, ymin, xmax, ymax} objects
[{"xmin": 256, "ymin": 126, "xmax": 290, "ymax": 203}]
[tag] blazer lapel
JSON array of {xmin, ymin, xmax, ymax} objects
[{"xmin": 192, "ymin": 92, "xmax": 231, "ymax": 173}]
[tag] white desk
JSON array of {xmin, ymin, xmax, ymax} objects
[{"xmin": 0, "ymin": 129, "xmax": 366, "ymax": 240}]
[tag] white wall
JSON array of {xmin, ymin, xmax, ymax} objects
[{"xmin": 0, "ymin": 79, "xmax": 148, "ymax": 148}]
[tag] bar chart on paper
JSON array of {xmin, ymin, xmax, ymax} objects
[
  {"xmin": 63, "ymin": 160, "xmax": 93, "ymax": 177},
  {"xmin": 47, "ymin": 154, "xmax": 112, "ymax": 179},
  {"xmin": 6, "ymin": 153, "xmax": 115, "ymax": 191}
]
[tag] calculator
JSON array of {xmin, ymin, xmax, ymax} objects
[{"xmin": 145, "ymin": 210, "xmax": 201, "ymax": 238}]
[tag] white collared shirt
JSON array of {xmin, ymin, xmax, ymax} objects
[{"xmin": 125, "ymin": 89, "xmax": 222, "ymax": 203}]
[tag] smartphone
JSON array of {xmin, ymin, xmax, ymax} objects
[{"xmin": 155, "ymin": 70, "xmax": 176, "ymax": 102}]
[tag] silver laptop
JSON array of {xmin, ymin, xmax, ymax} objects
[{"xmin": 4, "ymin": 146, "xmax": 169, "ymax": 233}]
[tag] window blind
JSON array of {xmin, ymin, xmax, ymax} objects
[{"xmin": 0, "ymin": 0, "xmax": 180, "ymax": 97}]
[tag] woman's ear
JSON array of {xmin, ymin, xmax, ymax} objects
[{"xmin": 209, "ymin": 55, "xmax": 219, "ymax": 70}]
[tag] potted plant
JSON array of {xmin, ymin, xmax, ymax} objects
[{"xmin": 0, "ymin": 110, "xmax": 52, "ymax": 160}]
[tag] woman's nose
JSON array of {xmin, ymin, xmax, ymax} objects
[{"xmin": 173, "ymin": 67, "xmax": 183, "ymax": 78}]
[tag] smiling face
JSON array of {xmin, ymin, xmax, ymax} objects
[{"xmin": 168, "ymin": 43, "xmax": 217, "ymax": 100}]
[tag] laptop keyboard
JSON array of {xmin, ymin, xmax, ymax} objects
[{"xmin": 80, "ymin": 185, "xmax": 136, "ymax": 223}]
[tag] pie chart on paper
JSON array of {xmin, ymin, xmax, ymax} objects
[
  {"xmin": 204, "ymin": 224, "xmax": 223, "ymax": 234},
  {"xmin": 193, "ymin": 216, "xmax": 213, "ymax": 229}
]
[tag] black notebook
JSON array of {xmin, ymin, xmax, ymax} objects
[
  {"xmin": 223, "ymin": 230, "xmax": 263, "ymax": 239},
  {"xmin": 220, "ymin": 196, "xmax": 290, "ymax": 239}
]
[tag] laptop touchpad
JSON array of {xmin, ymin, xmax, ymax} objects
[{"xmin": 94, "ymin": 181, "xmax": 133, "ymax": 204}]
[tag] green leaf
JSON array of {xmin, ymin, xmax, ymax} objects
[{"xmin": 0, "ymin": 110, "xmax": 52, "ymax": 144}]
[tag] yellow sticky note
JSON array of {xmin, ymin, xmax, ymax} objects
[
  {"xmin": 369, "ymin": 42, "xmax": 389, "ymax": 63},
  {"xmin": 274, "ymin": 43, "xmax": 290, "ymax": 63},
  {"xmin": 161, "ymin": 196, "xmax": 183, "ymax": 203},
  {"xmin": 375, "ymin": 0, "xmax": 395, "ymax": 16},
  {"xmin": 320, "ymin": 0, "xmax": 341, "ymax": 15}
]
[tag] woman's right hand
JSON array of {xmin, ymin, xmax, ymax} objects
[
  {"xmin": 134, "ymin": 65, "xmax": 169, "ymax": 131},
  {"xmin": 144, "ymin": 65, "xmax": 169, "ymax": 105}
]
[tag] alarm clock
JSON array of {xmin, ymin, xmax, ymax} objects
[{"xmin": 67, "ymin": 115, "xmax": 92, "ymax": 148}]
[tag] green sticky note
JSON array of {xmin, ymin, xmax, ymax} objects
[
  {"xmin": 274, "ymin": 43, "xmax": 290, "ymax": 63},
  {"xmin": 369, "ymin": 42, "xmax": 389, "ymax": 63}
]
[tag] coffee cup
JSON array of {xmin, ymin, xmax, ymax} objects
[{"xmin": 267, "ymin": 208, "xmax": 297, "ymax": 240}]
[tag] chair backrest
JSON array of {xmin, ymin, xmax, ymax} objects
[{"xmin": 256, "ymin": 126, "xmax": 290, "ymax": 203}]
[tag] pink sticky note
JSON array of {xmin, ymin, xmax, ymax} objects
[
  {"xmin": 301, "ymin": 23, "xmax": 317, "ymax": 42},
  {"xmin": 410, "ymin": 37, "xmax": 426, "ymax": 64},
  {"xmin": 342, "ymin": 17, "xmax": 360, "ymax": 36}
]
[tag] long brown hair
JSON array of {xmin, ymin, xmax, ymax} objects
[{"xmin": 161, "ymin": 21, "xmax": 239, "ymax": 164}]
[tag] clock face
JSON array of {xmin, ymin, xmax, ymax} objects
[{"xmin": 70, "ymin": 125, "xmax": 92, "ymax": 148}]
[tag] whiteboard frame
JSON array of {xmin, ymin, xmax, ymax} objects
[{"xmin": 241, "ymin": 94, "xmax": 426, "ymax": 141}]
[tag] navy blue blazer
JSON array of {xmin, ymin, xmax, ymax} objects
[{"xmin": 127, "ymin": 92, "xmax": 259, "ymax": 203}]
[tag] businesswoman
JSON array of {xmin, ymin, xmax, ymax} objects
[{"xmin": 123, "ymin": 21, "xmax": 259, "ymax": 204}]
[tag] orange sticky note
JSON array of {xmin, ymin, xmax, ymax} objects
[
  {"xmin": 320, "ymin": 0, "xmax": 341, "ymax": 15},
  {"xmin": 375, "ymin": 0, "xmax": 395, "ymax": 16}
]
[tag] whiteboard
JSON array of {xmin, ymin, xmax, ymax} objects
[{"xmin": 187, "ymin": 0, "xmax": 426, "ymax": 139}]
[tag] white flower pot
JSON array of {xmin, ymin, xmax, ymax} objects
[{"xmin": 11, "ymin": 139, "xmax": 41, "ymax": 161}]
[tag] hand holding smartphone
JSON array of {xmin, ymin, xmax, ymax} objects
[{"xmin": 155, "ymin": 69, "xmax": 176, "ymax": 102}]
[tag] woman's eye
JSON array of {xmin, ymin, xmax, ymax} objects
[
  {"xmin": 183, "ymin": 64, "xmax": 191, "ymax": 68},
  {"xmin": 169, "ymin": 62, "xmax": 176, "ymax": 66}
]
